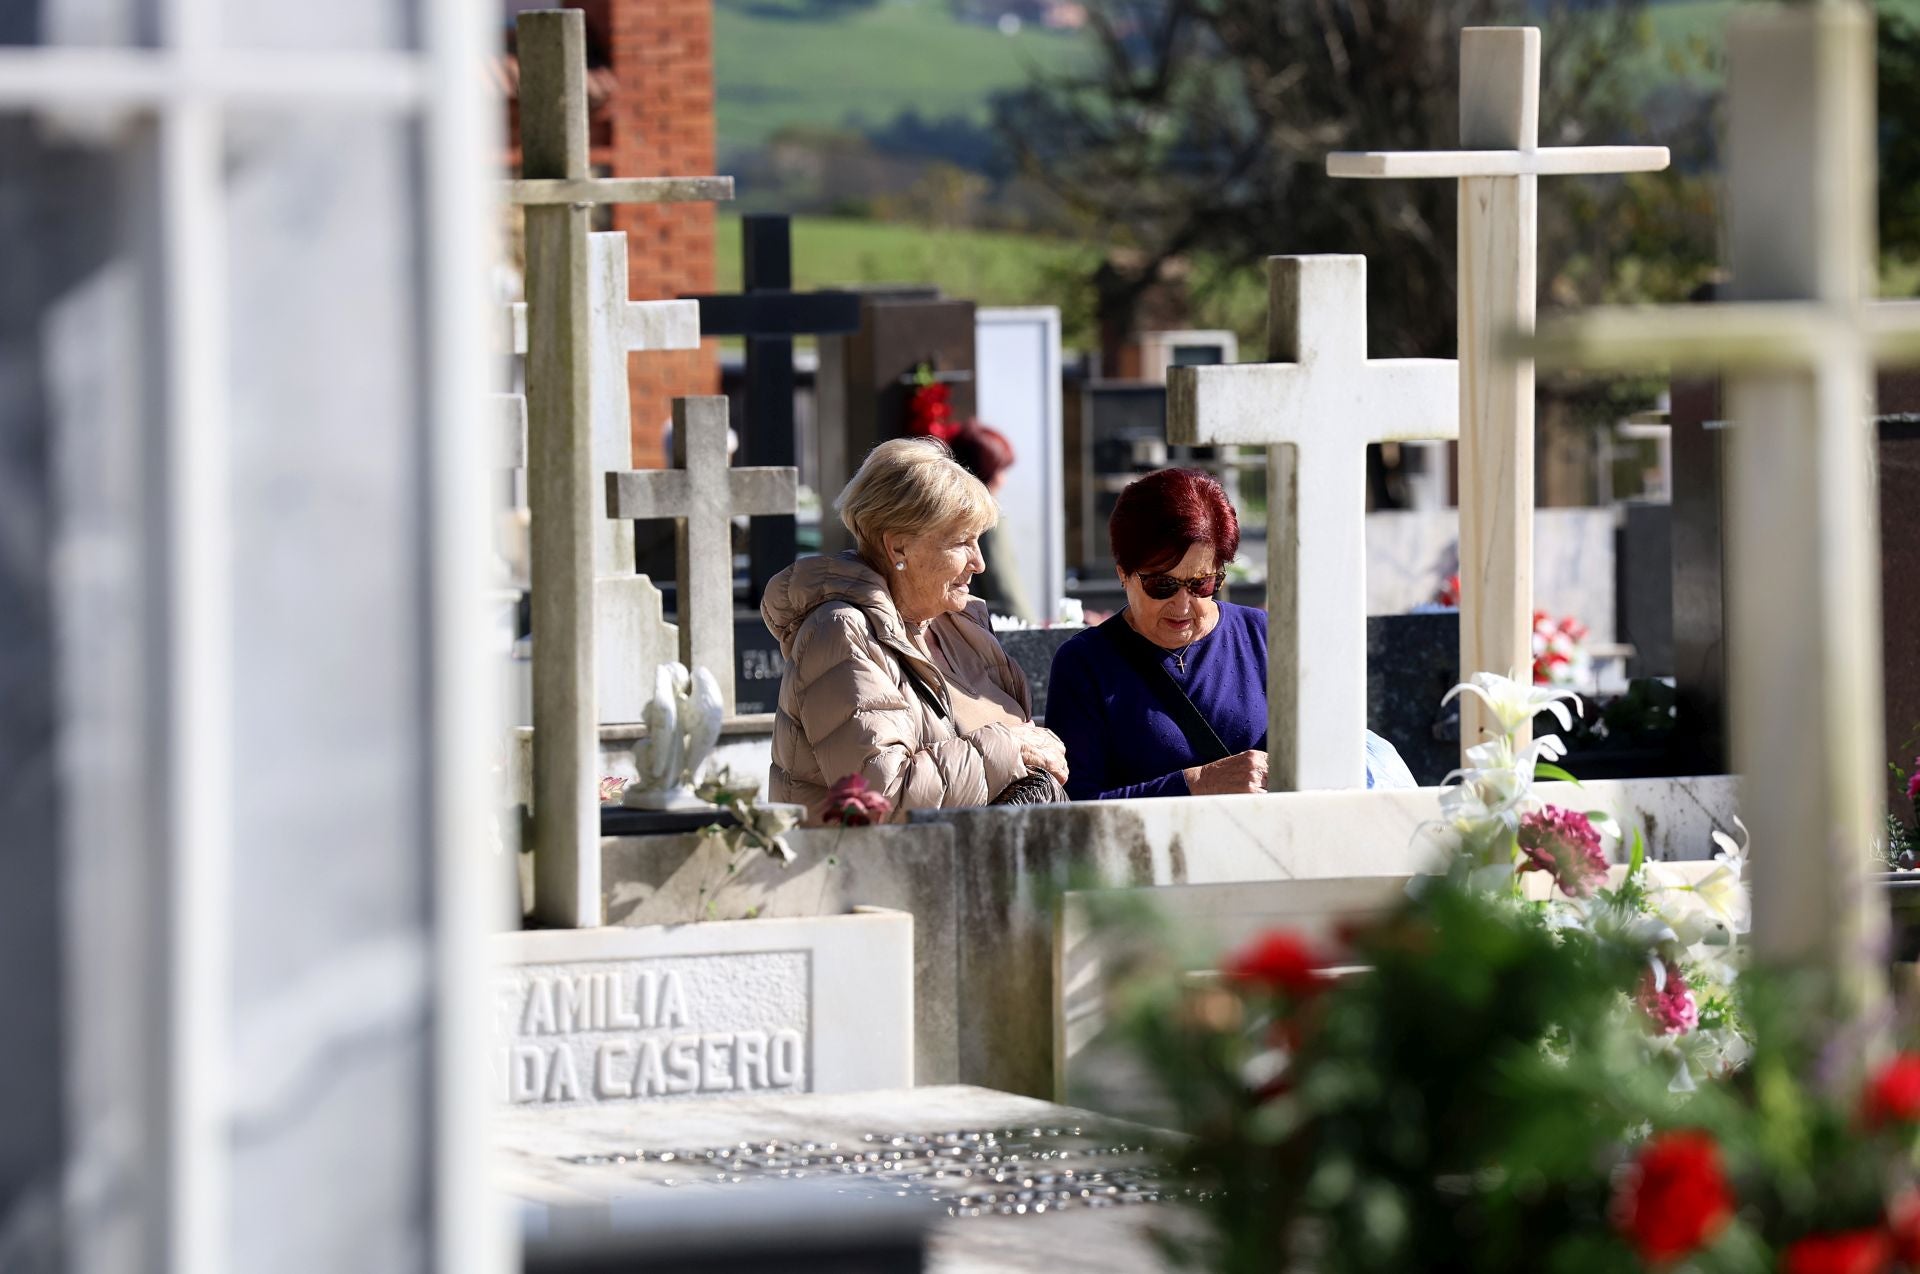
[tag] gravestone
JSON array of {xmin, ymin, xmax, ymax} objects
[
  {"xmin": 1617, "ymin": 500, "xmax": 1674, "ymax": 679},
  {"xmin": 494, "ymin": 910, "xmax": 912, "ymax": 1106},
  {"xmin": 1667, "ymin": 375, "xmax": 1920, "ymax": 788},
  {"xmin": 816, "ymin": 290, "xmax": 976, "ymax": 555},
  {"xmin": 733, "ymin": 614, "xmax": 789, "ymax": 717},
  {"xmin": 1074, "ymin": 381, "xmax": 1168, "ymax": 579},
  {"xmin": 976, "ymin": 307, "xmax": 1067, "ymax": 621},
  {"xmin": 607, "ymin": 396, "xmax": 797, "ymax": 717},
  {"xmin": 688, "ymin": 215, "xmax": 861, "ymax": 597},
  {"xmin": 1168, "ymin": 254, "xmax": 1458, "ymax": 791},
  {"xmin": 1329, "ymin": 25, "xmax": 1669, "ymax": 756},
  {"xmin": 1367, "ymin": 611, "xmax": 1461, "ymax": 787}
]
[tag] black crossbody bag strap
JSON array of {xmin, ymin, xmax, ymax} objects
[{"xmin": 1097, "ymin": 612, "xmax": 1232, "ymax": 766}]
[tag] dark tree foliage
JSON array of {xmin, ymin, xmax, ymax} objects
[
  {"xmin": 995, "ymin": 0, "xmax": 1717, "ymax": 361},
  {"xmin": 1882, "ymin": 9, "xmax": 1920, "ymax": 271}
]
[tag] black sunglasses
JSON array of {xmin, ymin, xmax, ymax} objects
[{"xmin": 1136, "ymin": 571, "xmax": 1227, "ymax": 600}]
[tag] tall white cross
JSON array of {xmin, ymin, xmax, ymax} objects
[
  {"xmin": 1328, "ymin": 27, "xmax": 1668, "ymax": 758},
  {"xmin": 1169, "ymin": 255, "xmax": 1457, "ymax": 790},
  {"xmin": 516, "ymin": 8, "xmax": 731, "ymax": 927},
  {"xmin": 1528, "ymin": 3, "xmax": 1920, "ymax": 1031},
  {"xmin": 607, "ymin": 396, "xmax": 798, "ymax": 718},
  {"xmin": 510, "ymin": 230, "xmax": 691, "ymax": 723}
]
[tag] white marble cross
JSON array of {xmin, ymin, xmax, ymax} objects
[
  {"xmin": 1168, "ymin": 255, "xmax": 1457, "ymax": 790},
  {"xmin": 510, "ymin": 230, "xmax": 690, "ymax": 724},
  {"xmin": 1527, "ymin": 4, "xmax": 1920, "ymax": 1031},
  {"xmin": 515, "ymin": 7, "xmax": 731, "ymax": 927},
  {"xmin": 608, "ymin": 396, "xmax": 797, "ymax": 718},
  {"xmin": 1327, "ymin": 26, "xmax": 1668, "ymax": 757}
]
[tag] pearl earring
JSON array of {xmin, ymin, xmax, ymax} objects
[{"xmin": 894, "ymin": 561, "xmax": 906, "ymax": 571}]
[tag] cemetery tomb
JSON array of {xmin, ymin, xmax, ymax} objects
[
  {"xmin": 501, "ymin": 1085, "xmax": 1184, "ymax": 1273},
  {"xmin": 815, "ymin": 290, "xmax": 978, "ymax": 555},
  {"xmin": 495, "ymin": 910, "xmax": 912, "ymax": 1106}
]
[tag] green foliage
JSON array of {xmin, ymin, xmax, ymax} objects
[
  {"xmin": 713, "ymin": 0, "xmax": 1089, "ymax": 150},
  {"xmin": 1120, "ymin": 882, "xmax": 1662, "ymax": 1274}
]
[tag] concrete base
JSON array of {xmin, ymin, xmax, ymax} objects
[{"xmin": 596, "ymin": 776, "xmax": 1741, "ymax": 1097}]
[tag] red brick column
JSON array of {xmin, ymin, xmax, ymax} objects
[{"xmin": 606, "ymin": 0, "xmax": 720, "ymax": 469}]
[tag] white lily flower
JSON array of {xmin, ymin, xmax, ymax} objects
[{"xmin": 1442, "ymin": 671, "xmax": 1585, "ymax": 736}]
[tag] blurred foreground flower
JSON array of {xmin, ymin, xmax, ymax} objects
[
  {"xmin": 1611, "ymin": 1131, "xmax": 1733, "ymax": 1263},
  {"xmin": 1221, "ymin": 930, "xmax": 1327, "ymax": 999},
  {"xmin": 819, "ymin": 773, "xmax": 892, "ymax": 827},
  {"xmin": 1862, "ymin": 1053, "xmax": 1920, "ymax": 1128}
]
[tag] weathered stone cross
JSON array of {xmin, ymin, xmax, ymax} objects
[
  {"xmin": 1527, "ymin": 3, "xmax": 1920, "ymax": 1030},
  {"xmin": 515, "ymin": 7, "xmax": 731, "ymax": 927},
  {"xmin": 1327, "ymin": 26, "xmax": 1668, "ymax": 757},
  {"xmin": 508, "ymin": 231, "xmax": 689, "ymax": 724},
  {"xmin": 1168, "ymin": 255, "xmax": 1457, "ymax": 790},
  {"xmin": 607, "ymin": 396, "xmax": 798, "ymax": 718}
]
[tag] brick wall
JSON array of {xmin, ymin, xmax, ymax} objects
[{"xmin": 605, "ymin": 0, "xmax": 720, "ymax": 469}]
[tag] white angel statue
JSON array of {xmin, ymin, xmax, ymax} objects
[{"xmin": 623, "ymin": 662, "xmax": 725, "ymax": 810}]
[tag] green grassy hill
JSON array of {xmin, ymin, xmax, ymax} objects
[{"xmin": 714, "ymin": 0, "xmax": 1089, "ymax": 151}]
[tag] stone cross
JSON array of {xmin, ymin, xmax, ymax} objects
[
  {"xmin": 515, "ymin": 7, "xmax": 731, "ymax": 927},
  {"xmin": 509, "ymin": 231, "xmax": 689, "ymax": 724},
  {"xmin": 1327, "ymin": 26, "xmax": 1668, "ymax": 757},
  {"xmin": 608, "ymin": 396, "xmax": 798, "ymax": 717},
  {"xmin": 1167, "ymin": 255, "xmax": 1457, "ymax": 790},
  {"xmin": 686, "ymin": 215, "xmax": 862, "ymax": 596},
  {"xmin": 1526, "ymin": 3, "xmax": 1920, "ymax": 1032}
]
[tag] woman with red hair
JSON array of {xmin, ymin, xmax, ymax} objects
[{"xmin": 1044, "ymin": 468, "xmax": 1413, "ymax": 799}]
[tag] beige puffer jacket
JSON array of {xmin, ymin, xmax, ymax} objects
[{"xmin": 761, "ymin": 552, "xmax": 1032, "ymax": 823}]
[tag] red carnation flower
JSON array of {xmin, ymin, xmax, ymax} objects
[
  {"xmin": 1611, "ymin": 1131, "xmax": 1733, "ymax": 1263},
  {"xmin": 819, "ymin": 773, "xmax": 893, "ymax": 827},
  {"xmin": 1635, "ymin": 967, "xmax": 1700, "ymax": 1037},
  {"xmin": 1780, "ymin": 1230, "xmax": 1893, "ymax": 1274},
  {"xmin": 1862, "ymin": 1054, "xmax": 1920, "ymax": 1128},
  {"xmin": 905, "ymin": 381, "xmax": 959, "ymax": 442},
  {"xmin": 1222, "ymin": 931, "xmax": 1327, "ymax": 999}
]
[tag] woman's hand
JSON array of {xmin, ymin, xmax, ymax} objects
[
  {"xmin": 1012, "ymin": 723, "xmax": 1070, "ymax": 786},
  {"xmin": 1183, "ymin": 750, "xmax": 1269, "ymax": 796}
]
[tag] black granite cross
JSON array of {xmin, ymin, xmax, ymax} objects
[{"xmin": 686, "ymin": 215, "xmax": 862, "ymax": 597}]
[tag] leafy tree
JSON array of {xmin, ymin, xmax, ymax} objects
[{"xmin": 994, "ymin": 0, "xmax": 1719, "ymax": 363}]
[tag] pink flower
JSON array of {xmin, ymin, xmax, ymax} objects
[
  {"xmin": 819, "ymin": 774, "xmax": 892, "ymax": 827},
  {"xmin": 1906, "ymin": 756, "xmax": 1920, "ymax": 802},
  {"xmin": 598, "ymin": 775, "xmax": 629, "ymax": 804},
  {"xmin": 1636, "ymin": 966, "xmax": 1700, "ymax": 1036},
  {"xmin": 1516, "ymin": 806, "xmax": 1609, "ymax": 897}
]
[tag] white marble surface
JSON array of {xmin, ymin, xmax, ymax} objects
[
  {"xmin": 499, "ymin": 1084, "xmax": 1180, "ymax": 1274},
  {"xmin": 1366, "ymin": 507, "xmax": 1618, "ymax": 642}
]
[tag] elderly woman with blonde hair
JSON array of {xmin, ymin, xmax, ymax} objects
[{"xmin": 762, "ymin": 438, "xmax": 1068, "ymax": 822}]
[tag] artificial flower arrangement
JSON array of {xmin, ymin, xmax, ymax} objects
[
  {"xmin": 1102, "ymin": 671, "xmax": 1920, "ymax": 1273},
  {"xmin": 1532, "ymin": 609, "xmax": 1593, "ymax": 687},
  {"xmin": 904, "ymin": 363, "xmax": 960, "ymax": 442}
]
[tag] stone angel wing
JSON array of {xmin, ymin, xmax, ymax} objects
[{"xmin": 682, "ymin": 665, "xmax": 726, "ymax": 785}]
